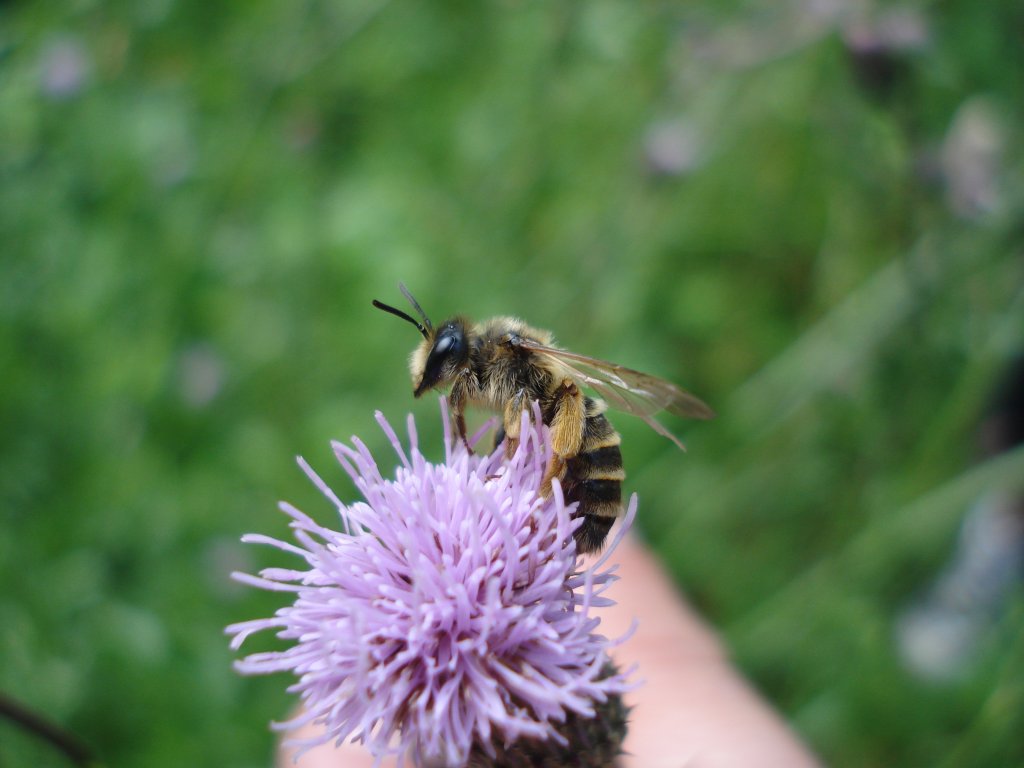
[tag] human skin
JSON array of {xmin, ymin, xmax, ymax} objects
[{"xmin": 276, "ymin": 534, "xmax": 823, "ymax": 768}]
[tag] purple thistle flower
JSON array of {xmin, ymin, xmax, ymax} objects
[{"xmin": 227, "ymin": 402, "xmax": 635, "ymax": 766}]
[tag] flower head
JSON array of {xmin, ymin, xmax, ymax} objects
[{"xmin": 227, "ymin": 402, "xmax": 634, "ymax": 766}]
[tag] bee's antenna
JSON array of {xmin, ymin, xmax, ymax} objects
[
  {"xmin": 372, "ymin": 299, "xmax": 430, "ymax": 339},
  {"xmin": 398, "ymin": 283, "xmax": 434, "ymax": 335}
]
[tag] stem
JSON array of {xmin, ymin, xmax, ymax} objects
[{"xmin": 0, "ymin": 691, "xmax": 98, "ymax": 766}]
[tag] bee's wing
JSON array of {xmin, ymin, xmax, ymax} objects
[{"xmin": 515, "ymin": 338, "xmax": 714, "ymax": 450}]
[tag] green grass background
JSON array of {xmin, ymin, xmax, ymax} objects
[{"xmin": 3, "ymin": 1, "xmax": 1023, "ymax": 766}]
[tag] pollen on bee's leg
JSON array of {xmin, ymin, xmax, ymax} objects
[
  {"xmin": 540, "ymin": 455, "xmax": 566, "ymax": 498},
  {"xmin": 504, "ymin": 436, "xmax": 520, "ymax": 460},
  {"xmin": 549, "ymin": 379, "xmax": 585, "ymax": 459},
  {"xmin": 502, "ymin": 389, "xmax": 527, "ymax": 460}
]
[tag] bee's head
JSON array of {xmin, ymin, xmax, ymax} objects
[{"xmin": 373, "ymin": 285, "xmax": 470, "ymax": 397}]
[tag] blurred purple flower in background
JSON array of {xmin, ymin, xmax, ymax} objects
[
  {"xmin": 39, "ymin": 36, "xmax": 91, "ymax": 100},
  {"xmin": 227, "ymin": 403, "xmax": 634, "ymax": 766}
]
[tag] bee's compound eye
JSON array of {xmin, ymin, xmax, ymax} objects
[{"xmin": 435, "ymin": 335, "xmax": 454, "ymax": 355}]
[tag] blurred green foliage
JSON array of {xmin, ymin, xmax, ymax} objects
[{"xmin": 2, "ymin": 0, "xmax": 1023, "ymax": 766}]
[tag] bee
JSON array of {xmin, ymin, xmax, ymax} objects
[{"xmin": 372, "ymin": 284, "xmax": 714, "ymax": 553}]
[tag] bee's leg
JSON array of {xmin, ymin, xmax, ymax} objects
[
  {"xmin": 541, "ymin": 379, "xmax": 585, "ymax": 497},
  {"xmin": 448, "ymin": 378, "xmax": 472, "ymax": 454},
  {"xmin": 502, "ymin": 389, "xmax": 527, "ymax": 459}
]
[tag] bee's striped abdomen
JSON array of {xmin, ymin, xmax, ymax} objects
[{"xmin": 562, "ymin": 397, "xmax": 624, "ymax": 554}]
